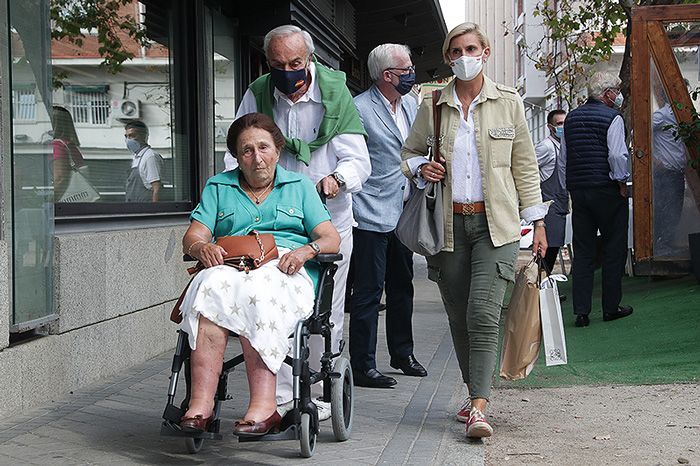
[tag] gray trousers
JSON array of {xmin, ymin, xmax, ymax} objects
[{"xmin": 426, "ymin": 214, "xmax": 518, "ymax": 400}]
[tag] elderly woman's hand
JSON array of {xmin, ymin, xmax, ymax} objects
[
  {"xmin": 420, "ymin": 160, "xmax": 446, "ymax": 183},
  {"xmin": 278, "ymin": 247, "xmax": 315, "ymax": 275},
  {"xmin": 193, "ymin": 242, "xmax": 227, "ymax": 268}
]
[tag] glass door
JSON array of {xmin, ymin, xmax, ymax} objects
[{"xmin": 8, "ymin": 0, "xmax": 55, "ymax": 330}]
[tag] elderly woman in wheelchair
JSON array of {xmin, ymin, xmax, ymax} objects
[{"xmin": 176, "ymin": 113, "xmax": 340, "ymax": 438}]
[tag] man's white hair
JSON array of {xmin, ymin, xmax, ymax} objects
[
  {"xmin": 588, "ymin": 71, "xmax": 622, "ymax": 100},
  {"xmin": 367, "ymin": 43, "xmax": 412, "ymax": 81},
  {"xmin": 263, "ymin": 25, "xmax": 315, "ymax": 58}
]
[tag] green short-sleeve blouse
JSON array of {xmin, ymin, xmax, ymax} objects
[{"xmin": 190, "ymin": 165, "xmax": 332, "ymax": 287}]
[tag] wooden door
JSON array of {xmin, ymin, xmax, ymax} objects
[{"xmin": 631, "ymin": 5, "xmax": 700, "ymax": 274}]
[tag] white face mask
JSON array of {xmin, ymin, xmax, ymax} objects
[
  {"xmin": 451, "ymin": 54, "xmax": 484, "ymax": 82},
  {"xmin": 613, "ymin": 92, "xmax": 624, "ymax": 109}
]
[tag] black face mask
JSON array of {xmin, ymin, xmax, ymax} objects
[
  {"xmin": 394, "ymin": 72, "xmax": 416, "ymax": 95},
  {"xmin": 270, "ymin": 66, "xmax": 308, "ymax": 95}
]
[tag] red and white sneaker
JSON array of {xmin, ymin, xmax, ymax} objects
[
  {"xmin": 466, "ymin": 408, "xmax": 493, "ymax": 438},
  {"xmin": 455, "ymin": 400, "xmax": 471, "ymax": 423}
]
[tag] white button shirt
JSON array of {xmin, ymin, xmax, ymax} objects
[
  {"xmin": 225, "ymin": 62, "xmax": 371, "ymax": 232},
  {"xmin": 451, "ymin": 87, "xmax": 483, "ymax": 203}
]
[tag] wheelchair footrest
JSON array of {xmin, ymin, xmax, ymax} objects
[
  {"xmin": 160, "ymin": 420, "xmax": 223, "ymax": 440},
  {"xmin": 162, "ymin": 404, "xmax": 184, "ymax": 424},
  {"xmin": 236, "ymin": 424, "xmax": 298, "ymax": 442}
]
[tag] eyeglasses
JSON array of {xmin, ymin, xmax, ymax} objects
[{"xmin": 385, "ymin": 66, "xmax": 416, "ymax": 74}]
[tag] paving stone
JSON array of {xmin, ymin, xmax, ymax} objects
[{"xmin": 0, "ymin": 257, "xmax": 483, "ymax": 465}]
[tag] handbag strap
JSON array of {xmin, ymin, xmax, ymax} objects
[
  {"xmin": 250, "ymin": 230, "xmax": 266, "ymax": 265},
  {"xmin": 431, "ymin": 90, "xmax": 442, "ymax": 163}
]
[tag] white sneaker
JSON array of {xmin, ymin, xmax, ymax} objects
[
  {"xmin": 276, "ymin": 398, "xmax": 331, "ymax": 422},
  {"xmin": 314, "ymin": 397, "xmax": 332, "ymax": 421},
  {"xmin": 277, "ymin": 400, "xmax": 294, "ymax": 417}
]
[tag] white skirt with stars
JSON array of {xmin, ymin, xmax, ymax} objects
[{"xmin": 179, "ymin": 248, "xmax": 315, "ymax": 374}]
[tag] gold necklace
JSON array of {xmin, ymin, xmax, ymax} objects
[{"xmin": 244, "ymin": 179, "xmax": 274, "ymax": 204}]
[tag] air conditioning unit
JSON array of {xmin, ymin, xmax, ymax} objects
[{"xmin": 111, "ymin": 99, "xmax": 140, "ymax": 120}]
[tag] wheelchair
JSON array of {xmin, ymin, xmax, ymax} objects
[{"xmin": 160, "ymin": 253, "xmax": 354, "ymax": 458}]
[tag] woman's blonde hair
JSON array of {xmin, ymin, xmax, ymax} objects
[{"xmin": 441, "ymin": 22, "xmax": 490, "ymax": 65}]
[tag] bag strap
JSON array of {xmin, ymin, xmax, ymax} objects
[
  {"xmin": 431, "ymin": 90, "xmax": 442, "ymax": 163},
  {"xmin": 249, "ymin": 230, "xmax": 266, "ymax": 266}
]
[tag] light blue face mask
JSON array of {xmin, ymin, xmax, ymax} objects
[
  {"xmin": 613, "ymin": 92, "xmax": 624, "ymax": 109},
  {"xmin": 125, "ymin": 137, "xmax": 142, "ymax": 154},
  {"xmin": 555, "ymin": 126, "xmax": 564, "ymax": 138}
]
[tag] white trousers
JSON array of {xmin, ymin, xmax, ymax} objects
[{"xmin": 275, "ymin": 227, "xmax": 352, "ymax": 404}]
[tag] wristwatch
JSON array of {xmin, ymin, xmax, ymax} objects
[
  {"xmin": 307, "ymin": 242, "xmax": 321, "ymax": 256},
  {"xmin": 331, "ymin": 172, "xmax": 346, "ymax": 188}
]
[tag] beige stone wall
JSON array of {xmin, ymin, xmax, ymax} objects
[
  {"xmin": 464, "ymin": 0, "xmax": 516, "ymax": 87},
  {"xmin": 0, "ymin": 225, "xmax": 190, "ymax": 418}
]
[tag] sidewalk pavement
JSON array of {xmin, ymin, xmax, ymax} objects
[
  {"xmin": 1, "ymin": 257, "xmax": 698, "ymax": 465},
  {"xmin": 0, "ymin": 257, "xmax": 483, "ymax": 466}
]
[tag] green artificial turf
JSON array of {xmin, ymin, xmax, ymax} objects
[{"xmin": 495, "ymin": 272, "xmax": 700, "ymax": 389}]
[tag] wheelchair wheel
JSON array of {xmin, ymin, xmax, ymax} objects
[
  {"xmin": 330, "ymin": 357, "xmax": 354, "ymax": 441},
  {"xmin": 184, "ymin": 437, "xmax": 204, "ymax": 454},
  {"xmin": 299, "ymin": 412, "xmax": 316, "ymax": 458}
]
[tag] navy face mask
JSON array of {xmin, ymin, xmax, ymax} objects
[
  {"xmin": 393, "ymin": 72, "xmax": 416, "ymax": 95},
  {"xmin": 270, "ymin": 66, "xmax": 308, "ymax": 95}
]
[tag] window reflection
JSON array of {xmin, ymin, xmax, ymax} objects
[
  {"xmin": 50, "ymin": 0, "xmax": 181, "ymax": 204},
  {"xmin": 213, "ymin": 16, "xmax": 238, "ymax": 174}
]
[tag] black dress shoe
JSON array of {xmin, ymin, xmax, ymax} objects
[
  {"xmin": 353, "ymin": 368, "xmax": 397, "ymax": 388},
  {"xmin": 390, "ymin": 355, "xmax": 428, "ymax": 377},
  {"xmin": 574, "ymin": 314, "xmax": 590, "ymax": 327},
  {"xmin": 603, "ymin": 305, "xmax": 633, "ymax": 322}
]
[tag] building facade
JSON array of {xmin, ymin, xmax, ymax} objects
[{"xmin": 0, "ymin": 0, "xmax": 447, "ymax": 417}]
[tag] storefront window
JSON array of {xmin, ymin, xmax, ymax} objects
[
  {"xmin": 212, "ymin": 15, "xmax": 238, "ymax": 174},
  {"xmin": 9, "ymin": 0, "xmax": 54, "ymax": 328},
  {"xmin": 50, "ymin": 0, "xmax": 191, "ymax": 212}
]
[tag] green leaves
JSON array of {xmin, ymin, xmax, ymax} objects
[
  {"xmin": 50, "ymin": 0, "xmax": 149, "ymax": 75},
  {"xmin": 532, "ymin": 0, "xmax": 628, "ymax": 106}
]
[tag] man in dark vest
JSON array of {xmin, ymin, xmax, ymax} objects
[
  {"xmin": 536, "ymin": 109, "xmax": 567, "ymax": 275},
  {"xmin": 562, "ymin": 71, "xmax": 633, "ymax": 327}
]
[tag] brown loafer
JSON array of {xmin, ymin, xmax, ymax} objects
[
  {"xmin": 232, "ymin": 411, "xmax": 282, "ymax": 437},
  {"xmin": 179, "ymin": 414, "xmax": 213, "ymax": 433}
]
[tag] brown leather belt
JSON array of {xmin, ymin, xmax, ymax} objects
[{"xmin": 453, "ymin": 201, "xmax": 486, "ymax": 215}]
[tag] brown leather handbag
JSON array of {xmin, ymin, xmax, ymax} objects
[{"xmin": 170, "ymin": 231, "xmax": 279, "ymax": 324}]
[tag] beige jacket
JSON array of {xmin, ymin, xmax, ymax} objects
[{"xmin": 401, "ymin": 77, "xmax": 544, "ymax": 250}]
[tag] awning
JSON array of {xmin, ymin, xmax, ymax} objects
[{"xmin": 354, "ymin": 0, "xmax": 450, "ymax": 83}]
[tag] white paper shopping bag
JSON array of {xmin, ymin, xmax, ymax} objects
[{"xmin": 539, "ymin": 274, "xmax": 568, "ymax": 366}]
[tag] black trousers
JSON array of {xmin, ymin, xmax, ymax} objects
[
  {"xmin": 349, "ymin": 228, "xmax": 414, "ymax": 372},
  {"xmin": 570, "ymin": 185, "xmax": 629, "ymax": 315},
  {"xmin": 543, "ymin": 246, "xmax": 560, "ymax": 274}
]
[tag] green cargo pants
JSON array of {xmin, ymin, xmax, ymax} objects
[{"xmin": 426, "ymin": 213, "xmax": 518, "ymax": 400}]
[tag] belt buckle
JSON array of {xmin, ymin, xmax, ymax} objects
[{"xmin": 462, "ymin": 203, "xmax": 475, "ymax": 216}]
